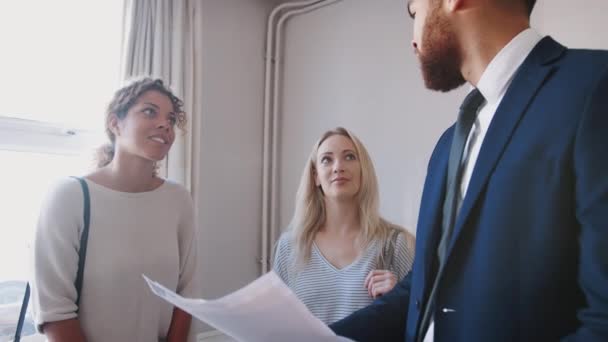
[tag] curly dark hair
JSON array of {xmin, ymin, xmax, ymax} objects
[{"xmin": 95, "ymin": 77, "xmax": 187, "ymax": 168}]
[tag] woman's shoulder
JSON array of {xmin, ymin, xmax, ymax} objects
[
  {"xmin": 45, "ymin": 177, "xmax": 85, "ymax": 202},
  {"xmin": 158, "ymin": 179, "xmax": 193, "ymax": 201},
  {"xmin": 275, "ymin": 231, "xmax": 297, "ymax": 256},
  {"xmin": 385, "ymin": 223, "xmax": 415, "ymax": 252},
  {"xmin": 37, "ymin": 177, "xmax": 86, "ymax": 224},
  {"xmin": 277, "ymin": 231, "xmax": 294, "ymax": 247}
]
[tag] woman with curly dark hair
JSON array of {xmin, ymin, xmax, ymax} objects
[{"xmin": 30, "ymin": 78, "xmax": 198, "ymax": 341}]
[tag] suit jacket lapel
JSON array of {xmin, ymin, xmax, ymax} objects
[
  {"xmin": 419, "ymin": 147, "xmax": 449, "ymax": 288},
  {"xmin": 445, "ymin": 37, "xmax": 566, "ymax": 259}
]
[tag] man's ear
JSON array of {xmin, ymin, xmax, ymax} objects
[{"xmin": 445, "ymin": 0, "xmax": 465, "ymax": 13}]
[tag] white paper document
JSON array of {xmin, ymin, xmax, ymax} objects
[{"xmin": 143, "ymin": 271, "xmax": 354, "ymax": 342}]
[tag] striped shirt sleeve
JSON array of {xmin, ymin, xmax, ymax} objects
[{"xmin": 272, "ymin": 233, "xmax": 292, "ymax": 284}]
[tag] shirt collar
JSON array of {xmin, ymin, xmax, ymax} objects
[{"xmin": 476, "ymin": 28, "xmax": 544, "ymax": 105}]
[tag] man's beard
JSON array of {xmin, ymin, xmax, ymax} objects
[{"xmin": 418, "ymin": 3, "xmax": 466, "ymax": 92}]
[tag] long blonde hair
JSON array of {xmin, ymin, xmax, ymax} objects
[{"xmin": 289, "ymin": 127, "xmax": 399, "ymax": 266}]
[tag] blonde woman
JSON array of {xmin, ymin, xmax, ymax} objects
[{"xmin": 273, "ymin": 127, "xmax": 415, "ymax": 325}]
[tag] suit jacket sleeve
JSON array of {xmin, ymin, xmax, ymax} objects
[
  {"xmin": 329, "ymin": 271, "xmax": 412, "ymax": 342},
  {"xmin": 563, "ymin": 64, "xmax": 608, "ymax": 341}
]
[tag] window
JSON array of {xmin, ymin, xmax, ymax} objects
[{"xmin": 0, "ymin": 1, "xmax": 123, "ymax": 338}]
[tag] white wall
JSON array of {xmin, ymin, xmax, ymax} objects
[
  {"xmin": 533, "ymin": 0, "xmax": 608, "ymax": 50},
  {"xmin": 194, "ymin": 0, "xmax": 273, "ymax": 333},
  {"xmin": 278, "ymin": 0, "xmax": 466, "ymax": 235},
  {"xmin": 276, "ymin": 0, "xmax": 608, "ymax": 237}
]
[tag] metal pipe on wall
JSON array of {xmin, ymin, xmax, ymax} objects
[
  {"xmin": 262, "ymin": 0, "xmax": 321, "ymax": 274},
  {"xmin": 261, "ymin": 0, "xmax": 344, "ymax": 275}
]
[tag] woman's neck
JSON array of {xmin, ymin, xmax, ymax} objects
[
  {"xmin": 320, "ymin": 198, "xmax": 360, "ymax": 237},
  {"xmin": 100, "ymin": 151, "xmax": 160, "ymax": 192}
]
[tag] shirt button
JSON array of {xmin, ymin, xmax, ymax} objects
[{"xmin": 416, "ymin": 299, "xmax": 421, "ymax": 310}]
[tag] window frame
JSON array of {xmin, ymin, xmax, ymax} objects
[{"xmin": 0, "ymin": 116, "xmax": 104, "ymax": 156}]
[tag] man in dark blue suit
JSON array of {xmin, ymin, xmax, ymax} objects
[{"xmin": 330, "ymin": 0, "xmax": 608, "ymax": 341}]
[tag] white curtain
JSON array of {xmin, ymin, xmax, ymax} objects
[{"xmin": 120, "ymin": 0, "xmax": 203, "ymax": 192}]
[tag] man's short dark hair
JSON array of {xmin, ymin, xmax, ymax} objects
[{"xmin": 525, "ymin": 0, "xmax": 537, "ymax": 17}]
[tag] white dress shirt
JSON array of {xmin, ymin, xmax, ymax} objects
[{"xmin": 423, "ymin": 28, "xmax": 544, "ymax": 342}]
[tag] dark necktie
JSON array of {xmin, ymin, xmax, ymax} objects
[
  {"xmin": 417, "ymin": 88, "xmax": 485, "ymax": 342},
  {"xmin": 437, "ymin": 88, "xmax": 485, "ymax": 265}
]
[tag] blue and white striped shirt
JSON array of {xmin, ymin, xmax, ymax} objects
[{"xmin": 273, "ymin": 230, "xmax": 415, "ymax": 324}]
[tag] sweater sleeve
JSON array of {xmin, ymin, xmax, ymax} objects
[
  {"xmin": 30, "ymin": 177, "xmax": 85, "ymax": 330},
  {"xmin": 175, "ymin": 187, "xmax": 200, "ymax": 298}
]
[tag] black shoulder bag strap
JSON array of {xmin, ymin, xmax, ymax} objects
[
  {"xmin": 14, "ymin": 177, "xmax": 90, "ymax": 341},
  {"xmin": 384, "ymin": 228, "xmax": 400, "ymax": 270},
  {"xmin": 379, "ymin": 228, "xmax": 400, "ymax": 270}
]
